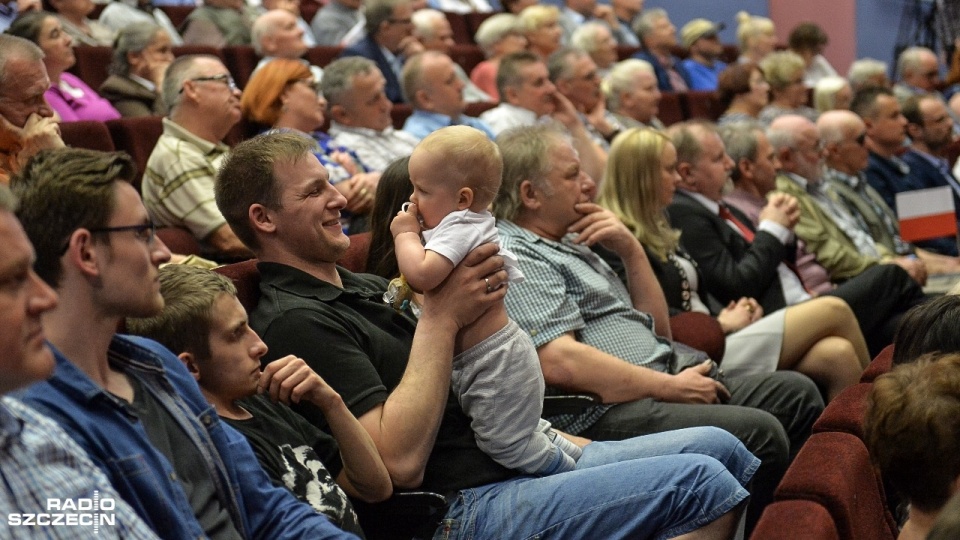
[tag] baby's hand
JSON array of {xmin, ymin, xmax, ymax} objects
[{"xmin": 391, "ymin": 202, "xmax": 422, "ymax": 238}]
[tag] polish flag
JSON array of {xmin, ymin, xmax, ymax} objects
[{"xmin": 896, "ymin": 186, "xmax": 958, "ymax": 242}]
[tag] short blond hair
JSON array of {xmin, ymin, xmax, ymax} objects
[
  {"xmin": 415, "ymin": 126, "xmax": 503, "ymax": 207},
  {"xmin": 518, "ymin": 4, "xmax": 558, "ymax": 33}
]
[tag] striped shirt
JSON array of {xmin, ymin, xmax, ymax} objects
[
  {"xmin": 0, "ymin": 397, "xmax": 159, "ymax": 539},
  {"xmin": 143, "ymin": 118, "xmax": 229, "ymax": 242},
  {"xmin": 499, "ymin": 220, "xmax": 674, "ymax": 434}
]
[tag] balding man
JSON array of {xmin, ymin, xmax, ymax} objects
[
  {"xmin": 143, "ymin": 55, "xmax": 252, "ymax": 260},
  {"xmin": 0, "ymin": 34, "xmax": 63, "ymax": 185},
  {"xmin": 411, "ymin": 8, "xmax": 491, "ymax": 102},
  {"xmin": 893, "ymin": 46, "xmax": 941, "ymax": 104},
  {"xmin": 400, "ymin": 51, "xmax": 494, "ymax": 140},
  {"xmin": 603, "ymin": 58, "xmax": 664, "ymax": 130},
  {"xmin": 769, "ymin": 114, "xmax": 926, "ymax": 284},
  {"xmin": 340, "ymin": 0, "xmax": 423, "ymax": 103},
  {"xmin": 252, "ymin": 9, "xmax": 322, "ymax": 81},
  {"xmin": 260, "ymin": 0, "xmax": 316, "ymax": 46}
]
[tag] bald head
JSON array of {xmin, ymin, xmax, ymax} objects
[
  {"xmin": 768, "ymin": 114, "xmax": 824, "ymax": 181},
  {"xmin": 252, "ymin": 9, "xmax": 307, "ymax": 57},
  {"xmin": 818, "ymin": 110, "xmax": 869, "ymax": 174}
]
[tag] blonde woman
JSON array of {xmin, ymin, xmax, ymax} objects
[
  {"xmin": 758, "ymin": 51, "xmax": 818, "ymax": 124},
  {"xmin": 736, "ymin": 12, "xmax": 776, "ymax": 64},
  {"xmin": 596, "ymin": 127, "xmax": 868, "ymax": 401},
  {"xmin": 518, "ymin": 5, "xmax": 562, "ymax": 59}
]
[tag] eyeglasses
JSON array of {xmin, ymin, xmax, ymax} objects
[
  {"xmin": 292, "ymin": 78, "xmax": 322, "ymax": 96},
  {"xmin": 89, "ymin": 222, "xmax": 159, "ymax": 243},
  {"xmin": 58, "ymin": 222, "xmax": 159, "ymax": 255},
  {"xmin": 179, "ymin": 74, "xmax": 239, "ymax": 94}
]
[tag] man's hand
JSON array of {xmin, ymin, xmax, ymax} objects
[
  {"xmin": 422, "ymin": 243, "xmax": 507, "ymax": 330},
  {"xmin": 548, "ymin": 91, "xmax": 583, "ymax": 130},
  {"xmin": 891, "ymin": 256, "xmax": 928, "ymax": 286},
  {"xmin": 340, "ymin": 172, "xmax": 379, "ymax": 213},
  {"xmin": 759, "ymin": 192, "xmax": 800, "ymax": 229},
  {"xmin": 398, "ymin": 36, "xmax": 425, "ymax": 58},
  {"xmin": 569, "ymin": 202, "xmax": 641, "ymax": 256},
  {"xmin": 661, "ymin": 361, "xmax": 730, "ymax": 404},
  {"xmin": 259, "ymin": 355, "xmax": 343, "ymax": 409},
  {"xmin": 390, "ymin": 202, "xmax": 422, "ymax": 238},
  {"xmin": 0, "ymin": 113, "xmax": 64, "ymax": 169},
  {"xmin": 592, "ymin": 4, "xmax": 618, "ymax": 27}
]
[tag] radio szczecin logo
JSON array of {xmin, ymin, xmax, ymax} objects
[{"xmin": 7, "ymin": 491, "xmax": 116, "ymax": 533}]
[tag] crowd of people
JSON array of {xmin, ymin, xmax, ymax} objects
[{"xmin": 2, "ymin": 0, "xmax": 960, "ymax": 539}]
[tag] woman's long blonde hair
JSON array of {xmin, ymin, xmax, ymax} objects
[{"xmin": 598, "ymin": 127, "xmax": 680, "ymax": 261}]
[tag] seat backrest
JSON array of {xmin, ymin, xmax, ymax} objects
[
  {"xmin": 223, "ymin": 46, "xmax": 260, "ymax": 89},
  {"xmin": 668, "ymin": 311, "xmax": 725, "ymax": 363},
  {"xmin": 861, "ymin": 344, "xmax": 894, "ymax": 383},
  {"xmin": 684, "ymin": 90, "xmax": 724, "ymax": 121},
  {"xmin": 215, "ymin": 259, "xmax": 261, "ymax": 312},
  {"xmin": 157, "ymin": 226, "xmax": 201, "ymax": 256},
  {"xmin": 811, "ymin": 382, "xmax": 871, "ymax": 439},
  {"xmin": 444, "ymin": 12, "xmax": 472, "ymax": 44},
  {"xmin": 390, "ymin": 104, "xmax": 413, "ymax": 130},
  {"xmin": 774, "ymin": 432, "xmax": 898, "ymax": 540},
  {"xmin": 60, "ymin": 121, "xmax": 116, "ymax": 152},
  {"xmin": 158, "ymin": 5, "xmax": 194, "ymax": 28},
  {"xmin": 658, "ymin": 92, "xmax": 686, "ymax": 126},
  {"xmin": 304, "ymin": 46, "xmax": 345, "ymax": 68},
  {"xmin": 106, "ymin": 116, "xmax": 165, "ymax": 193},
  {"xmin": 449, "ymin": 44, "xmax": 486, "ymax": 74},
  {"xmin": 70, "ymin": 46, "xmax": 113, "ymax": 91},
  {"xmin": 750, "ymin": 500, "xmax": 840, "ymax": 540}
]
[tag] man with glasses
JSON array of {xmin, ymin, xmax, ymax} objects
[
  {"xmin": 144, "ymin": 55, "xmax": 251, "ymax": 261},
  {"xmin": 549, "ymin": 47, "xmax": 618, "ymax": 151},
  {"xmin": 13, "ymin": 147, "xmax": 355, "ymax": 539},
  {"xmin": 340, "ymin": 0, "xmax": 422, "ymax": 103},
  {"xmin": 0, "ymin": 35, "xmax": 63, "ymax": 185}
]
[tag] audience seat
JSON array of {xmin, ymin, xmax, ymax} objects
[
  {"xmin": 616, "ymin": 45, "xmax": 642, "ymax": 61},
  {"xmin": 339, "ymin": 232, "xmax": 371, "ymax": 273},
  {"xmin": 443, "ymin": 12, "xmax": 472, "ymax": 44},
  {"xmin": 465, "ymin": 12, "xmax": 494, "ymax": 39},
  {"xmin": 464, "ymin": 101, "xmax": 497, "ymax": 118},
  {"xmin": 391, "ymin": 104, "xmax": 414, "ymax": 130},
  {"xmin": 223, "ymin": 46, "xmax": 260, "ymax": 89},
  {"xmin": 772, "ymin": 431, "xmax": 898, "ymax": 540},
  {"xmin": 69, "ymin": 46, "xmax": 113, "ymax": 91},
  {"xmin": 305, "ymin": 46, "xmax": 345, "ymax": 68},
  {"xmin": 721, "ymin": 45, "xmax": 740, "ymax": 65},
  {"xmin": 449, "ymin": 44, "xmax": 485, "ymax": 75},
  {"xmin": 751, "ymin": 500, "xmax": 840, "ymax": 540},
  {"xmin": 157, "ymin": 227, "xmax": 201, "ymax": 256},
  {"xmin": 861, "ymin": 344, "xmax": 894, "ymax": 383},
  {"xmin": 658, "ymin": 92, "xmax": 685, "ymax": 126},
  {"xmin": 811, "ymin": 382, "xmax": 870, "ymax": 440},
  {"xmin": 668, "ymin": 311, "xmax": 725, "ymax": 363},
  {"xmin": 684, "ymin": 90, "xmax": 723, "ymax": 121},
  {"xmin": 300, "ymin": 0, "xmax": 321, "ymax": 27},
  {"xmin": 60, "ymin": 121, "xmax": 116, "ymax": 152},
  {"xmin": 158, "ymin": 5, "xmax": 194, "ymax": 28},
  {"xmin": 106, "ymin": 115, "xmax": 165, "ymax": 192}
]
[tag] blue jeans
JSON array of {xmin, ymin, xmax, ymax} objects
[{"xmin": 434, "ymin": 426, "xmax": 758, "ymax": 540}]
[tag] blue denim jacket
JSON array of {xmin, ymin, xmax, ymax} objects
[{"xmin": 22, "ymin": 334, "xmax": 357, "ymax": 540}]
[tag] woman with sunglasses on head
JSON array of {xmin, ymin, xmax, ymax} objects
[
  {"xmin": 596, "ymin": 127, "xmax": 868, "ymax": 401},
  {"xmin": 241, "ymin": 58, "xmax": 380, "ymax": 234},
  {"xmin": 7, "ymin": 10, "xmax": 120, "ymax": 122}
]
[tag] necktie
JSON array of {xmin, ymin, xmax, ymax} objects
[{"xmin": 718, "ymin": 205, "xmax": 755, "ymax": 242}]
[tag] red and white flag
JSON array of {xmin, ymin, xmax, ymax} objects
[{"xmin": 896, "ymin": 186, "xmax": 958, "ymax": 242}]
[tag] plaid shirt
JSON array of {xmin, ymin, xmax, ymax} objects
[
  {"xmin": 499, "ymin": 220, "xmax": 674, "ymax": 434},
  {"xmin": 328, "ymin": 122, "xmax": 418, "ymax": 172},
  {"xmin": 0, "ymin": 397, "xmax": 159, "ymax": 539},
  {"xmin": 143, "ymin": 118, "xmax": 230, "ymax": 241}
]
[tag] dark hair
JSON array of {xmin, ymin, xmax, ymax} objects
[
  {"xmin": 367, "ymin": 156, "xmax": 411, "ymax": 279},
  {"xmin": 892, "ymin": 294, "xmax": 960, "ymax": 365},
  {"xmin": 787, "ymin": 22, "xmax": 828, "ymax": 52},
  {"xmin": 850, "ymin": 86, "xmax": 895, "ymax": 119},
  {"xmin": 11, "ymin": 148, "xmax": 136, "ymax": 287},
  {"xmin": 5, "ymin": 11, "xmax": 53, "ymax": 44},
  {"xmin": 717, "ymin": 62, "xmax": 760, "ymax": 109}
]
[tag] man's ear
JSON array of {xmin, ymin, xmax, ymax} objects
[
  {"xmin": 502, "ymin": 85, "xmax": 520, "ymax": 105},
  {"xmin": 518, "ymin": 179, "xmax": 540, "ymax": 209},
  {"xmin": 905, "ymin": 122, "xmax": 923, "ymax": 140},
  {"xmin": 64, "ymin": 229, "xmax": 102, "ymax": 279},
  {"xmin": 414, "ymin": 88, "xmax": 431, "ymax": 111},
  {"xmin": 457, "ymin": 187, "xmax": 474, "ymax": 210},
  {"xmin": 178, "ymin": 351, "xmax": 202, "ymax": 382},
  {"xmin": 249, "ymin": 203, "xmax": 276, "ymax": 235},
  {"xmin": 676, "ymin": 161, "xmax": 694, "ymax": 188},
  {"xmin": 329, "ymin": 103, "xmax": 350, "ymax": 124},
  {"xmin": 737, "ymin": 157, "xmax": 754, "ymax": 180},
  {"xmin": 775, "ymin": 147, "xmax": 793, "ymax": 169}
]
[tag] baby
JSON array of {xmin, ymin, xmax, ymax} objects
[{"xmin": 390, "ymin": 125, "xmax": 581, "ymax": 476}]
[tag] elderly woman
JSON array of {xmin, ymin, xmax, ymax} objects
[
  {"xmin": 571, "ymin": 21, "xmax": 618, "ymax": 78},
  {"xmin": 813, "ymin": 76, "xmax": 853, "ymax": 113},
  {"xmin": 98, "ymin": 22, "xmax": 173, "ymax": 117},
  {"xmin": 7, "ymin": 11, "xmax": 120, "ymax": 122},
  {"xmin": 43, "ymin": 0, "xmax": 114, "ymax": 45},
  {"xmin": 595, "ymin": 127, "xmax": 868, "ymax": 400},
  {"xmin": 241, "ymin": 58, "xmax": 380, "ymax": 233},
  {"xmin": 603, "ymin": 59, "xmax": 663, "ymax": 129},
  {"xmin": 518, "ymin": 4, "xmax": 562, "ymax": 59},
  {"xmin": 716, "ymin": 62, "xmax": 769, "ymax": 125},
  {"xmin": 848, "ymin": 58, "xmax": 890, "ymax": 92},
  {"xmin": 758, "ymin": 51, "xmax": 818, "ymax": 124},
  {"xmin": 735, "ymin": 11, "xmax": 776, "ymax": 65},
  {"xmin": 470, "ymin": 13, "xmax": 527, "ymax": 100}
]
